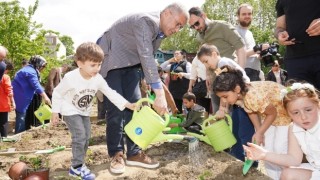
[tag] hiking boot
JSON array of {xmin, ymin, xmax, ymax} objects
[
  {"xmin": 126, "ymin": 151, "xmax": 159, "ymax": 169},
  {"xmin": 69, "ymin": 164, "xmax": 95, "ymax": 180},
  {"xmin": 110, "ymin": 151, "xmax": 125, "ymax": 174}
]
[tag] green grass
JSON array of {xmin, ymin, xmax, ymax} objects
[{"xmin": 199, "ymin": 170, "xmax": 212, "ymax": 180}]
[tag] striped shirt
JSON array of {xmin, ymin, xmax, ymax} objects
[{"xmin": 97, "ymin": 11, "xmax": 163, "ymax": 84}]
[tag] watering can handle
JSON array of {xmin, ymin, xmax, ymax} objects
[
  {"xmin": 133, "ymin": 98, "xmax": 170, "ymax": 126},
  {"xmin": 135, "ymin": 98, "xmax": 154, "ymax": 108},
  {"xmin": 40, "ymin": 101, "xmax": 51, "ymax": 108},
  {"xmin": 202, "ymin": 114, "xmax": 233, "ymax": 132}
]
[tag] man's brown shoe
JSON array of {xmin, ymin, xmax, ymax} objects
[
  {"xmin": 126, "ymin": 151, "xmax": 159, "ymax": 169},
  {"xmin": 110, "ymin": 151, "xmax": 125, "ymax": 174}
]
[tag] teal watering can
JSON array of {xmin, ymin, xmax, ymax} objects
[
  {"xmin": 124, "ymin": 98, "xmax": 190, "ymax": 150},
  {"xmin": 187, "ymin": 115, "xmax": 236, "ymax": 152}
]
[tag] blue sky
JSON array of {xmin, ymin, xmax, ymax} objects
[{"xmin": 17, "ymin": 0, "xmax": 205, "ymax": 48}]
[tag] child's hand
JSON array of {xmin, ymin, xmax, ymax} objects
[
  {"xmin": 214, "ymin": 109, "xmax": 225, "ymax": 119},
  {"xmin": 169, "ymin": 123, "xmax": 178, "ymax": 128},
  {"xmin": 243, "ymin": 142, "xmax": 267, "ymax": 161},
  {"xmin": 51, "ymin": 113, "xmax": 60, "ymax": 126},
  {"xmin": 126, "ymin": 103, "xmax": 136, "ymax": 111},
  {"xmin": 252, "ymin": 132, "xmax": 265, "ymax": 146}
]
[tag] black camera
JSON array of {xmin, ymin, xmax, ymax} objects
[{"xmin": 254, "ymin": 43, "xmax": 280, "ymax": 67}]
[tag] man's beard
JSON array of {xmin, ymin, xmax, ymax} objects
[
  {"xmin": 239, "ymin": 20, "xmax": 251, "ymax": 27},
  {"xmin": 199, "ymin": 24, "xmax": 208, "ymax": 34}
]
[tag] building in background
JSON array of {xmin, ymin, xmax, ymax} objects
[{"xmin": 45, "ymin": 32, "xmax": 66, "ymax": 60}]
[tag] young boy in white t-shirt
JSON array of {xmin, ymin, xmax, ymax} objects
[{"xmin": 51, "ymin": 42, "xmax": 135, "ymax": 180}]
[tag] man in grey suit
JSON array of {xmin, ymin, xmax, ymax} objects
[{"xmin": 97, "ymin": 3, "xmax": 188, "ymax": 174}]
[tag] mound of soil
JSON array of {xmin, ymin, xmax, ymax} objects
[{"xmin": 0, "ymin": 116, "xmax": 271, "ymax": 180}]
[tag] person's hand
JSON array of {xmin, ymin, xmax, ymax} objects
[
  {"xmin": 42, "ymin": 95, "xmax": 51, "ymax": 106},
  {"xmin": 277, "ymin": 31, "xmax": 295, "ymax": 46},
  {"xmin": 140, "ymin": 79, "xmax": 150, "ymax": 93},
  {"xmin": 171, "ymin": 108, "xmax": 179, "ymax": 116},
  {"xmin": 125, "ymin": 102, "xmax": 136, "ymax": 111},
  {"xmin": 169, "ymin": 57, "xmax": 177, "ymax": 63},
  {"xmin": 187, "ymin": 87, "xmax": 192, "ymax": 92},
  {"xmin": 260, "ymin": 43, "xmax": 270, "ymax": 51},
  {"xmin": 152, "ymin": 89, "xmax": 168, "ymax": 115},
  {"xmin": 177, "ymin": 73, "xmax": 184, "ymax": 79},
  {"xmin": 243, "ymin": 142, "xmax": 267, "ymax": 161},
  {"xmin": 306, "ymin": 18, "xmax": 320, "ymax": 36},
  {"xmin": 214, "ymin": 109, "xmax": 225, "ymax": 120},
  {"xmin": 51, "ymin": 113, "xmax": 60, "ymax": 126},
  {"xmin": 169, "ymin": 123, "xmax": 178, "ymax": 128},
  {"xmin": 252, "ymin": 132, "xmax": 265, "ymax": 146}
]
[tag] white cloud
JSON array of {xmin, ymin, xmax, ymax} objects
[{"xmin": 18, "ymin": 0, "xmax": 205, "ymax": 48}]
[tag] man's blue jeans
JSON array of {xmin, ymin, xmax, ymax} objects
[
  {"xmin": 230, "ymin": 105, "xmax": 255, "ymax": 162},
  {"xmin": 15, "ymin": 111, "xmax": 26, "ymax": 134},
  {"xmin": 104, "ymin": 65, "xmax": 142, "ymax": 157}
]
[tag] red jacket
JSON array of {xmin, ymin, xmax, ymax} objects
[{"xmin": 0, "ymin": 74, "xmax": 13, "ymax": 112}]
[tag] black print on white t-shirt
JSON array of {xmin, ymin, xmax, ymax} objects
[
  {"xmin": 72, "ymin": 88, "xmax": 97, "ymax": 111},
  {"xmin": 78, "ymin": 94, "xmax": 94, "ymax": 108}
]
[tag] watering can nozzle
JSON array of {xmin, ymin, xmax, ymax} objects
[{"xmin": 183, "ymin": 136, "xmax": 197, "ymax": 143}]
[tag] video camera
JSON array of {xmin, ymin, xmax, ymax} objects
[{"xmin": 253, "ymin": 43, "xmax": 281, "ymax": 67}]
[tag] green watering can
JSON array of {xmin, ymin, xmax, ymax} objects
[
  {"xmin": 146, "ymin": 90, "xmax": 156, "ymax": 101},
  {"xmin": 187, "ymin": 115, "xmax": 236, "ymax": 152},
  {"xmin": 124, "ymin": 98, "xmax": 186, "ymax": 150},
  {"xmin": 34, "ymin": 102, "xmax": 52, "ymax": 125},
  {"xmin": 165, "ymin": 114, "xmax": 187, "ymax": 134}
]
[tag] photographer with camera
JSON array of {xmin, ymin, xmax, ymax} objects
[
  {"xmin": 275, "ymin": 0, "xmax": 320, "ymax": 89},
  {"xmin": 236, "ymin": 4, "xmax": 269, "ymax": 81},
  {"xmin": 254, "ymin": 42, "xmax": 281, "ymax": 67}
]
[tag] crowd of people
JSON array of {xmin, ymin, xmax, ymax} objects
[{"xmin": 1, "ymin": 1, "xmax": 320, "ymax": 180}]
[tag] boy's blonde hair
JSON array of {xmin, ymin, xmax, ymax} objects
[
  {"xmin": 74, "ymin": 42, "xmax": 104, "ymax": 63},
  {"xmin": 197, "ymin": 44, "xmax": 220, "ymax": 59}
]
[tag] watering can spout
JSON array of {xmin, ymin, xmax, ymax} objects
[
  {"xmin": 151, "ymin": 133, "xmax": 184, "ymax": 143},
  {"xmin": 186, "ymin": 132, "xmax": 211, "ymax": 145}
]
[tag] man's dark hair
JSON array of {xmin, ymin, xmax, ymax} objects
[
  {"xmin": 188, "ymin": 7, "xmax": 203, "ymax": 17},
  {"xmin": 22, "ymin": 58, "xmax": 28, "ymax": 66}
]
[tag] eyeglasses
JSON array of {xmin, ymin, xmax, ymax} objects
[
  {"xmin": 272, "ymin": 64, "xmax": 279, "ymax": 67},
  {"xmin": 190, "ymin": 21, "xmax": 200, "ymax": 29}
]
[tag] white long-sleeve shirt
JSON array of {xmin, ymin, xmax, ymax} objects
[
  {"xmin": 160, "ymin": 59, "xmax": 192, "ymax": 79},
  {"xmin": 52, "ymin": 68, "xmax": 128, "ymax": 116},
  {"xmin": 190, "ymin": 57, "xmax": 207, "ymax": 81}
]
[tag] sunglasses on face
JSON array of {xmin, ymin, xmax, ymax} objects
[
  {"xmin": 273, "ymin": 64, "xmax": 279, "ymax": 67},
  {"xmin": 190, "ymin": 21, "xmax": 200, "ymax": 29}
]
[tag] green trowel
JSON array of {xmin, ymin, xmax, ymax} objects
[{"xmin": 242, "ymin": 141, "xmax": 256, "ymax": 175}]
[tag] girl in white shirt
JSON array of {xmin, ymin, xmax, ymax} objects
[{"xmin": 244, "ymin": 82, "xmax": 320, "ymax": 180}]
